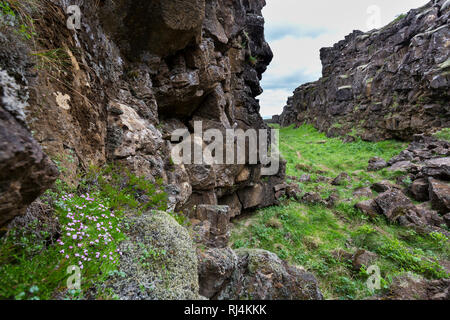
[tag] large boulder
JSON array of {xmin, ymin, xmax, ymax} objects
[
  {"xmin": 368, "ymin": 157, "xmax": 387, "ymax": 171},
  {"xmin": 0, "ymin": 83, "xmax": 58, "ymax": 227},
  {"xmin": 355, "ymin": 199, "xmax": 380, "ymax": 218},
  {"xmin": 197, "ymin": 247, "xmax": 238, "ymax": 299},
  {"xmin": 198, "ymin": 248, "xmax": 323, "ymax": 300},
  {"xmin": 374, "ymin": 189, "xmax": 415, "ymax": 222},
  {"xmin": 429, "ymin": 178, "xmax": 450, "ymax": 214},
  {"xmin": 102, "ymin": 211, "xmax": 202, "ymax": 300}
]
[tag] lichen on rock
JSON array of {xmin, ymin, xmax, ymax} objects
[{"xmin": 102, "ymin": 211, "xmax": 202, "ymax": 300}]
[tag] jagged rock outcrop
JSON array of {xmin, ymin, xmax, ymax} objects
[
  {"xmin": 0, "ymin": 0, "xmax": 307, "ymax": 301},
  {"xmin": 280, "ymin": 0, "xmax": 449, "ymax": 142},
  {"xmin": 0, "ymin": 67, "xmax": 58, "ymax": 228},
  {"xmin": 0, "ymin": 0, "xmax": 285, "ymax": 226}
]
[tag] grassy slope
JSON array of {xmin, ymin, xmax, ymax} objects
[{"xmin": 231, "ymin": 125, "xmax": 450, "ymax": 300}]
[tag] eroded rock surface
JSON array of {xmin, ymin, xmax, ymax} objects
[
  {"xmin": 0, "ymin": 0, "xmax": 285, "ymax": 227},
  {"xmin": 0, "ymin": 70, "xmax": 58, "ymax": 227},
  {"xmin": 198, "ymin": 248, "xmax": 323, "ymax": 300}
]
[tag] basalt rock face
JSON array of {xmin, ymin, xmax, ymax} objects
[
  {"xmin": 0, "ymin": 0, "xmax": 285, "ymax": 226},
  {"xmin": 280, "ymin": 0, "xmax": 449, "ymax": 142},
  {"xmin": 0, "ymin": 62, "xmax": 58, "ymax": 228}
]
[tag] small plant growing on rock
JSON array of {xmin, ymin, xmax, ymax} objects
[{"xmin": 248, "ymin": 55, "xmax": 258, "ymax": 66}]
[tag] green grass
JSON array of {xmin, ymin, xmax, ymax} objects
[
  {"xmin": 232, "ymin": 125, "xmax": 449, "ymax": 300},
  {"xmin": 278, "ymin": 124, "xmax": 406, "ymax": 195},
  {"xmin": 433, "ymin": 128, "xmax": 450, "ymax": 143},
  {"xmin": 32, "ymin": 48, "xmax": 71, "ymax": 73}
]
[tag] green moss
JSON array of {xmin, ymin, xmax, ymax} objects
[
  {"xmin": 331, "ymin": 123, "xmax": 344, "ymax": 129},
  {"xmin": 101, "ymin": 211, "xmax": 201, "ymax": 300}
]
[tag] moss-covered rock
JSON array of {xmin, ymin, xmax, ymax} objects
[
  {"xmin": 199, "ymin": 248, "xmax": 323, "ymax": 300},
  {"xmin": 102, "ymin": 211, "xmax": 202, "ymax": 300}
]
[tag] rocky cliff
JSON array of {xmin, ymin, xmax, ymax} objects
[
  {"xmin": 0, "ymin": 0, "xmax": 287, "ymax": 228},
  {"xmin": 0, "ymin": 0, "xmax": 325, "ymax": 300},
  {"xmin": 280, "ymin": 0, "xmax": 449, "ymax": 141}
]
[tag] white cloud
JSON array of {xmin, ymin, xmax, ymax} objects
[
  {"xmin": 258, "ymin": 88, "xmax": 293, "ymax": 118},
  {"xmin": 259, "ymin": 0, "xmax": 430, "ymax": 117}
]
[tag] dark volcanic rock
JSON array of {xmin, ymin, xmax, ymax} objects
[
  {"xmin": 302, "ymin": 192, "xmax": 325, "ymax": 205},
  {"xmin": 0, "ymin": 0, "xmax": 283, "ymax": 224},
  {"xmin": 198, "ymin": 248, "xmax": 323, "ymax": 300},
  {"xmin": 100, "ymin": 0, "xmax": 206, "ymax": 59},
  {"xmin": 192, "ymin": 205, "xmax": 231, "ymax": 248},
  {"xmin": 368, "ymin": 157, "xmax": 388, "ymax": 171},
  {"xmin": 0, "ymin": 104, "xmax": 58, "ymax": 227},
  {"xmin": 374, "ymin": 189, "xmax": 415, "ymax": 222},
  {"xmin": 279, "ymin": 1, "xmax": 450, "ymax": 141},
  {"xmin": 353, "ymin": 187, "xmax": 373, "ymax": 198},
  {"xmin": 429, "ymin": 178, "xmax": 450, "ymax": 214},
  {"xmin": 355, "ymin": 199, "xmax": 380, "ymax": 218},
  {"xmin": 444, "ymin": 213, "xmax": 450, "ymax": 228},
  {"xmin": 371, "ymin": 180, "xmax": 399, "ymax": 193},
  {"xmin": 331, "ymin": 172, "xmax": 351, "ymax": 186},
  {"xmin": 197, "ymin": 247, "xmax": 237, "ymax": 299},
  {"xmin": 352, "ymin": 249, "xmax": 378, "ymax": 271},
  {"xmin": 410, "ymin": 178, "xmax": 430, "ymax": 202},
  {"xmin": 423, "ymin": 157, "xmax": 450, "ymax": 180}
]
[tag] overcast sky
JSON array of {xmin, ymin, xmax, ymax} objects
[{"xmin": 259, "ymin": 0, "xmax": 430, "ymax": 117}]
